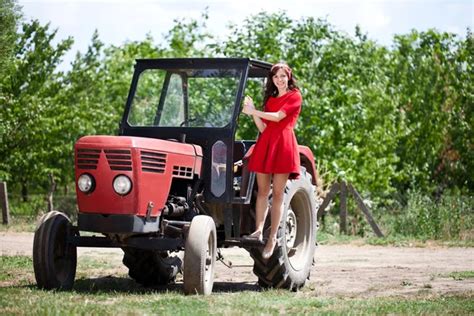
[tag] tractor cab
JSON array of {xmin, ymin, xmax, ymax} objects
[{"xmin": 119, "ymin": 58, "xmax": 271, "ymax": 204}]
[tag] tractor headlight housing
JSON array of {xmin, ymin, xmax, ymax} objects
[
  {"xmin": 77, "ymin": 173, "xmax": 95, "ymax": 193},
  {"xmin": 113, "ymin": 175, "xmax": 132, "ymax": 196}
]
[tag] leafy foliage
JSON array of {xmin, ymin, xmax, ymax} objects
[
  {"xmin": 389, "ymin": 30, "xmax": 473, "ymax": 191},
  {"xmin": 0, "ymin": 0, "xmax": 22, "ymax": 78},
  {"xmin": 222, "ymin": 14, "xmax": 401, "ymax": 197},
  {"xmin": 0, "ymin": 20, "xmax": 73, "ymax": 196},
  {"xmin": 384, "ymin": 190, "xmax": 474, "ymax": 240},
  {"xmin": 0, "ymin": 10, "xmax": 472, "ymax": 214}
]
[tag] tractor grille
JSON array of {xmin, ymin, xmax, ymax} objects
[
  {"xmin": 76, "ymin": 149, "xmax": 100, "ymax": 170},
  {"xmin": 173, "ymin": 166, "xmax": 193, "ymax": 178},
  {"xmin": 105, "ymin": 149, "xmax": 132, "ymax": 171},
  {"xmin": 141, "ymin": 150, "xmax": 166, "ymax": 173}
]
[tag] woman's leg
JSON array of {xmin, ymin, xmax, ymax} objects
[
  {"xmin": 254, "ymin": 173, "xmax": 271, "ymax": 233},
  {"xmin": 263, "ymin": 173, "xmax": 289, "ymax": 258}
]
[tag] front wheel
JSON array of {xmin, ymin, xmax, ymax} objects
[
  {"xmin": 33, "ymin": 211, "xmax": 77, "ymax": 290},
  {"xmin": 250, "ymin": 170, "xmax": 318, "ymax": 290},
  {"xmin": 183, "ymin": 215, "xmax": 217, "ymax": 295}
]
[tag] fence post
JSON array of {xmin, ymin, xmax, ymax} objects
[
  {"xmin": 317, "ymin": 182, "xmax": 340, "ymax": 219},
  {"xmin": 348, "ymin": 184, "xmax": 384, "ymax": 237},
  {"xmin": 1, "ymin": 182, "xmax": 10, "ymax": 225},
  {"xmin": 339, "ymin": 181, "xmax": 347, "ymax": 234}
]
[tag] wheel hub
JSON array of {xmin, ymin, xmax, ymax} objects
[{"xmin": 285, "ymin": 207, "xmax": 297, "ymax": 249}]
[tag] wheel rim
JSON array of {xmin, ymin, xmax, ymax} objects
[
  {"xmin": 285, "ymin": 208, "xmax": 297, "ymax": 249},
  {"xmin": 285, "ymin": 189, "xmax": 312, "ymax": 271},
  {"xmin": 203, "ymin": 229, "xmax": 215, "ymax": 291}
]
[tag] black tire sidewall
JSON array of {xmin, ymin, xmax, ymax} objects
[{"xmin": 33, "ymin": 211, "xmax": 77, "ymax": 290}]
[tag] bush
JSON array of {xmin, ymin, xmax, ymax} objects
[
  {"xmin": 9, "ymin": 194, "xmax": 46, "ymax": 216},
  {"xmin": 9, "ymin": 193, "xmax": 77, "ymax": 221},
  {"xmin": 387, "ymin": 191, "xmax": 473, "ymax": 240}
]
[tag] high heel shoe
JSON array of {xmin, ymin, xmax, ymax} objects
[
  {"xmin": 262, "ymin": 237, "xmax": 277, "ymax": 259},
  {"xmin": 243, "ymin": 230, "xmax": 262, "ymax": 242}
]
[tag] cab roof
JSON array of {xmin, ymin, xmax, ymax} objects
[{"xmin": 134, "ymin": 58, "xmax": 272, "ymax": 78}]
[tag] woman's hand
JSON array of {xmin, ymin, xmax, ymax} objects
[{"xmin": 242, "ymin": 96, "xmax": 255, "ymax": 115}]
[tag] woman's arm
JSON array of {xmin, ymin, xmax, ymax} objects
[
  {"xmin": 252, "ymin": 113, "xmax": 267, "ymax": 133},
  {"xmin": 248, "ymin": 109, "xmax": 286, "ymax": 122},
  {"xmin": 242, "ymin": 96, "xmax": 266, "ymax": 133},
  {"xmin": 242, "ymin": 96, "xmax": 287, "ymax": 132}
]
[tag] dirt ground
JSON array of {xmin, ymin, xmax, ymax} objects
[{"xmin": 1, "ymin": 231, "xmax": 473, "ymax": 298}]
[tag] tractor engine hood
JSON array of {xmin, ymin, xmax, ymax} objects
[
  {"xmin": 74, "ymin": 135, "xmax": 202, "ymax": 219},
  {"xmin": 76, "ymin": 135, "xmax": 203, "ymax": 157}
]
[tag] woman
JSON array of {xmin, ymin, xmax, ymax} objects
[{"xmin": 242, "ymin": 62, "xmax": 302, "ymax": 259}]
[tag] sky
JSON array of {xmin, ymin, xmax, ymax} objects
[{"xmin": 19, "ymin": 0, "xmax": 474, "ymax": 69}]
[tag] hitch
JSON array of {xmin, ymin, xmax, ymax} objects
[{"xmin": 217, "ymin": 249, "xmax": 233, "ymax": 268}]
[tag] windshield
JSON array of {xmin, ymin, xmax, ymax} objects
[{"xmin": 127, "ymin": 68, "xmax": 242, "ymax": 128}]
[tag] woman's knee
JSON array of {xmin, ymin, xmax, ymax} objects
[
  {"xmin": 257, "ymin": 187, "xmax": 271, "ymax": 198},
  {"xmin": 272, "ymin": 185, "xmax": 286, "ymax": 198}
]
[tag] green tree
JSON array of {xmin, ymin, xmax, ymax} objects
[
  {"xmin": 218, "ymin": 12, "xmax": 293, "ymax": 142},
  {"xmin": 103, "ymin": 34, "xmax": 164, "ymax": 121},
  {"xmin": 2, "ymin": 9, "xmax": 471, "ymax": 206},
  {"xmin": 448, "ymin": 30, "xmax": 473, "ymax": 190},
  {"xmin": 292, "ymin": 23, "xmax": 400, "ymax": 197},
  {"xmin": 0, "ymin": 0, "xmax": 22, "ymax": 78},
  {"xmin": 48, "ymin": 31, "xmax": 113, "ymax": 187},
  {"xmin": 164, "ymin": 10, "xmax": 213, "ymax": 57},
  {"xmin": 221, "ymin": 12, "xmax": 401, "ymax": 197},
  {"xmin": 389, "ymin": 29, "xmax": 473, "ymax": 191},
  {"xmin": 0, "ymin": 20, "xmax": 73, "ymax": 198}
]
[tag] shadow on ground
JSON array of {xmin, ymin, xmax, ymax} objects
[{"xmin": 69, "ymin": 276, "xmax": 262, "ymax": 294}]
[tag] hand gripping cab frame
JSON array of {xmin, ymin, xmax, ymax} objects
[{"xmin": 33, "ymin": 58, "xmax": 321, "ymax": 295}]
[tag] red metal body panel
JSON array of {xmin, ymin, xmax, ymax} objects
[
  {"xmin": 297, "ymin": 145, "xmax": 318, "ymax": 185},
  {"xmin": 75, "ymin": 135, "xmax": 202, "ymax": 217}
]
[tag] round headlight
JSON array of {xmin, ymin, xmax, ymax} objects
[
  {"xmin": 78, "ymin": 174, "xmax": 94, "ymax": 193},
  {"xmin": 113, "ymin": 175, "xmax": 132, "ymax": 195}
]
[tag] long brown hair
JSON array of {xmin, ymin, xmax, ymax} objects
[{"xmin": 263, "ymin": 62, "xmax": 298, "ymax": 105}]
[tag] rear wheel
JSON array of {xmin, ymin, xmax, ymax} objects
[
  {"xmin": 250, "ymin": 170, "xmax": 317, "ymax": 290},
  {"xmin": 183, "ymin": 215, "xmax": 216, "ymax": 295},
  {"xmin": 33, "ymin": 211, "xmax": 77, "ymax": 290},
  {"xmin": 122, "ymin": 248, "xmax": 182, "ymax": 286}
]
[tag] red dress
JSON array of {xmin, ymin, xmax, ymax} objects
[{"xmin": 248, "ymin": 89, "xmax": 302, "ymax": 179}]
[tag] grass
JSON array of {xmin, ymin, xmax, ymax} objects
[
  {"xmin": 0, "ymin": 215, "xmax": 38, "ymax": 233},
  {"xmin": 365, "ymin": 235, "xmax": 474, "ymax": 247},
  {"xmin": 447, "ymin": 271, "xmax": 474, "ymax": 280},
  {"xmin": 1, "ymin": 255, "xmax": 473, "ymax": 315},
  {"xmin": 0, "ymin": 256, "xmax": 32, "ymax": 282}
]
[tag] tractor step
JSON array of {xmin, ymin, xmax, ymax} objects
[{"xmin": 223, "ymin": 237, "xmax": 266, "ymax": 248}]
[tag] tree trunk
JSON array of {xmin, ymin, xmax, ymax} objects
[
  {"xmin": 1, "ymin": 182, "xmax": 10, "ymax": 225},
  {"xmin": 21, "ymin": 181, "xmax": 28, "ymax": 202},
  {"xmin": 47, "ymin": 173, "xmax": 57, "ymax": 212}
]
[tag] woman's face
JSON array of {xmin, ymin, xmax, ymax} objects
[{"xmin": 272, "ymin": 68, "xmax": 289, "ymax": 92}]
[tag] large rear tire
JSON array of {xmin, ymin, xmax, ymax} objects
[
  {"xmin": 33, "ymin": 211, "xmax": 77, "ymax": 290},
  {"xmin": 183, "ymin": 215, "xmax": 217, "ymax": 295},
  {"xmin": 122, "ymin": 248, "xmax": 182, "ymax": 286},
  {"xmin": 250, "ymin": 169, "xmax": 317, "ymax": 290}
]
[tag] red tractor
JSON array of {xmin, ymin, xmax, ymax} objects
[{"xmin": 33, "ymin": 58, "xmax": 320, "ymax": 295}]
